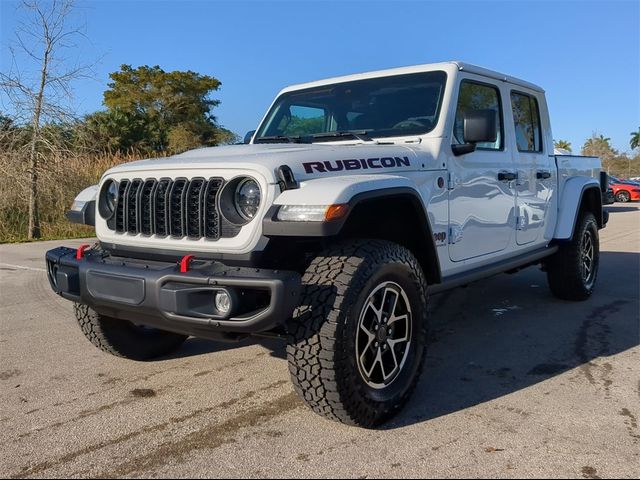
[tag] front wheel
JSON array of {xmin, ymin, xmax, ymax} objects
[
  {"xmin": 286, "ymin": 240, "xmax": 428, "ymax": 428},
  {"xmin": 546, "ymin": 211, "xmax": 599, "ymax": 301}
]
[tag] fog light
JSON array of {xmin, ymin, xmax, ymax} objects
[{"xmin": 215, "ymin": 290, "xmax": 232, "ymax": 315}]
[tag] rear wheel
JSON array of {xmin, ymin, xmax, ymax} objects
[
  {"xmin": 74, "ymin": 304, "xmax": 188, "ymax": 360},
  {"xmin": 615, "ymin": 190, "xmax": 631, "ymax": 202},
  {"xmin": 286, "ymin": 240, "xmax": 428, "ymax": 427},
  {"xmin": 546, "ymin": 211, "xmax": 599, "ymax": 301}
]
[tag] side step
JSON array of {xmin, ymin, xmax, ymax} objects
[{"xmin": 428, "ymin": 246, "xmax": 558, "ymax": 295}]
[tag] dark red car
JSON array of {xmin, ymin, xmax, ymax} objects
[{"xmin": 609, "ymin": 176, "xmax": 640, "ymax": 202}]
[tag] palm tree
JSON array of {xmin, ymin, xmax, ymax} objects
[
  {"xmin": 630, "ymin": 128, "xmax": 640, "ymax": 150},
  {"xmin": 554, "ymin": 139, "xmax": 572, "ymax": 152},
  {"xmin": 582, "ymin": 133, "xmax": 613, "ymax": 155},
  {"xmin": 583, "ymin": 134, "xmax": 611, "ymax": 150}
]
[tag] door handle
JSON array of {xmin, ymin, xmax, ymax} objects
[
  {"xmin": 536, "ymin": 170, "xmax": 551, "ymax": 180},
  {"xmin": 498, "ymin": 172, "xmax": 517, "ymax": 182}
]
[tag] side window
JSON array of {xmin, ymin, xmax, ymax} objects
[
  {"xmin": 279, "ymin": 105, "xmax": 326, "ymax": 136},
  {"xmin": 453, "ymin": 81, "xmax": 503, "ymax": 150},
  {"xmin": 510, "ymin": 92, "xmax": 542, "ymax": 152}
]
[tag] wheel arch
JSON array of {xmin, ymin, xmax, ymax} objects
[
  {"xmin": 337, "ymin": 189, "xmax": 441, "ymax": 285},
  {"xmin": 263, "ymin": 187, "xmax": 442, "ymax": 285},
  {"xmin": 554, "ymin": 177, "xmax": 604, "ymax": 241}
]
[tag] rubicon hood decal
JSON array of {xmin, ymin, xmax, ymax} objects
[{"xmin": 303, "ymin": 156, "xmax": 411, "ymax": 174}]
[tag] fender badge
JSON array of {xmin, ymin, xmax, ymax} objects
[{"xmin": 433, "ymin": 231, "xmax": 447, "ymax": 245}]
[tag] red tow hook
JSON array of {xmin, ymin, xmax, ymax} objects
[
  {"xmin": 179, "ymin": 254, "xmax": 195, "ymax": 273},
  {"xmin": 76, "ymin": 244, "xmax": 91, "ymax": 260}
]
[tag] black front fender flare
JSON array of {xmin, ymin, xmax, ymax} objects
[{"xmin": 262, "ymin": 187, "xmax": 441, "ymax": 283}]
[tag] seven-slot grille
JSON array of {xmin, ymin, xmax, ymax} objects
[{"xmin": 111, "ymin": 177, "xmax": 224, "ymax": 240}]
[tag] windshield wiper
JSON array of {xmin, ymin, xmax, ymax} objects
[
  {"xmin": 254, "ymin": 135, "xmax": 302, "ymax": 144},
  {"xmin": 307, "ymin": 131, "xmax": 374, "ymax": 143}
]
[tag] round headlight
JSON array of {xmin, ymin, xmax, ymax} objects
[
  {"xmin": 106, "ymin": 181, "xmax": 118, "ymax": 211},
  {"xmin": 235, "ymin": 178, "xmax": 261, "ymax": 220},
  {"xmin": 99, "ymin": 179, "xmax": 118, "ymax": 219}
]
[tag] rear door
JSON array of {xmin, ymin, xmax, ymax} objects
[
  {"xmin": 509, "ymin": 91, "xmax": 554, "ymax": 246},
  {"xmin": 448, "ymin": 79, "xmax": 516, "ymax": 262}
]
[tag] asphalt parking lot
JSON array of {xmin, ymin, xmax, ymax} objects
[{"xmin": 1, "ymin": 204, "xmax": 638, "ymax": 479}]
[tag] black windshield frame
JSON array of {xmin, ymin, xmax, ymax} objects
[{"xmin": 255, "ymin": 71, "xmax": 448, "ymax": 142}]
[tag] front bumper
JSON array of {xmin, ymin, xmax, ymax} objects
[{"xmin": 45, "ymin": 246, "xmax": 301, "ymax": 336}]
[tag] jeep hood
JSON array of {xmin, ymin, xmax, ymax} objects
[{"xmin": 103, "ymin": 143, "xmax": 441, "ymax": 182}]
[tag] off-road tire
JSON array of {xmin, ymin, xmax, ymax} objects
[
  {"xmin": 546, "ymin": 211, "xmax": 599, "ymax": 301},
  {"xmin": 286, "ymin": 240, "xmax": 428, "ymax": 428},
  {"xmin": 74, "ymin": 304, "xmax": 188, "ymax": 361},
  {"xmin": 615, "ymin": 190, "xmax": 631, "ymax": 203}
]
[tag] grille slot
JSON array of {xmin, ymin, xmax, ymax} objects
[
  {"xmin": 140, "ymin": 179, "xmax": 156, "ymax": 235},
  {"xmin": 169, "ymin": 179, "xmax": 188, "ymax": 238},
  {"xmin": 112, "ymin": 177, "xmax": 225, "ymax": 240},
  {"xmin": 204, "ymin": 179, "xmax": 223, "ymax": 239},
  {"xmin": 186, "ymin": 178, "xmax": 205, "ymax": 238},
  {"xmin": 154, "ymin": 179, "xmax": 171, "ymax": 236},
  {"xmin": 114, "ymin": 180, "xmax": 129, "ymax": 232},
  {"xmin": 126, "ymin": 179, "xmax": 142, "ymax": 234}
]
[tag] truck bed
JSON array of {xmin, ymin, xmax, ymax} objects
[{"xmin": 555, "ymin": 154, "xmax": 601, "ymax": 185}]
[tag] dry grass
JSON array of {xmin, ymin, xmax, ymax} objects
[
  {"xmin": 0, "ymin": 150, "xmax": 142, "ymax": 243},
  {"xmin": 1, "ymin": 145, "xmax": 635, "ymax": 244}
]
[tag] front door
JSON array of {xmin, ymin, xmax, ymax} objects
[{"xmin": 449, "ymin": 80, "xmax": 516, "ymax": 262}]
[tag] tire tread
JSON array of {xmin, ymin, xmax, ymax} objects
[
  {"xmin": 286, "ymin": 239, "xmax": 428, "ymax": 427},
  {"xmin": 74, "ymin": 304, "xmax": 187, "ymax": 361},
  {"xmin": 547, "ymin": 211, "xmax": 599, "ymax": 301}
]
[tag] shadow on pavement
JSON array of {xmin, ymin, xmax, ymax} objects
[
  {"xmin": 386, "ymin": 250, "xmax": 639, "ymax": 429},
  {"xmin": 162, "ymin": 335, "xmax": 287, "ymax": 361},
  {"xmin": 605, "ymin": 206, "xmax": 639, "ymax": 213}
]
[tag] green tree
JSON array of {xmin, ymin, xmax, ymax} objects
[
  {"xmin": 554, "ymin": 139, "xmax": 572, "ymax": 152},
  {"xmin": 212, "ymin": 127, "xmax": 240, "ymax": 145},
  {"xmin": 82, "ymin": 109, "xmax": 149, "ymax": 153},
  {"xmin": 582, "ymin": 133, "xmax": 618, "ymax": 172},
  {"xmin": 582, "ymin": 133, "xmax": 612, "ymax": 152},
  {"xmin": 97, "ymin": 64, "xmax": 232, "ymax": 154},
  {"xmin": 630, "ymin": 127, "xmax": 640, "ymax": 150}
]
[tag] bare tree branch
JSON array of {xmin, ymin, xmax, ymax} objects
[{"xmin": 0, "ymin": 0, "xmax": 94, "ymax": 239}]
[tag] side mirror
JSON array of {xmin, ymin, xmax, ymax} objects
[
  {"xmin": 243, "ymin": 130, "xmax": 256, "ymax": 144},
  {"xmin": 452, "ymin": 109, "xmax": 498, "ymax": 156},
  {"xmin": 464, "ymin": 109, "xmax": 497, "ymax": 143}
]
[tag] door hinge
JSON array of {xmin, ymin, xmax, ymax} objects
[
  {"xmin": 449, "ymin": 225, "xmax": 463, "ymax": 244},
  {"xmin": 447, "ymin": 172, "xmax": 458, "ymax": 190}
]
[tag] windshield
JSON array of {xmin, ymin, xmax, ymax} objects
[{"xmin": 255, "ymin": 71, "xmax": 447, "ymax": 143}]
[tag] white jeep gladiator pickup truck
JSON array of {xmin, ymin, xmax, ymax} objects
[{"xmin": 47, "ymin": 61, "xmax": 609, "ymax": 427}]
